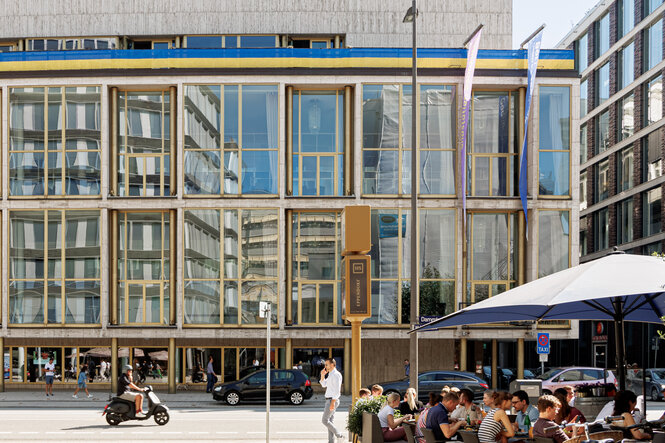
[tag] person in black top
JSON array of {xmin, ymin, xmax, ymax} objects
[
  {"xmin": 118, "ymin": 364, "xmax": 147, "ymax": 417},
  {"xmin": 398, "ymin": 387, "xmax": 425, "ymax": 415}
]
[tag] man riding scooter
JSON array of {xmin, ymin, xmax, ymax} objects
[{"xmin": 119, "ymin": 364, "xmax": 147, "ymax": 417}]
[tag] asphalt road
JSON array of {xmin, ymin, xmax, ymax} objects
[{"xmin": 0, "ymin": 405, "xmax": 349, "ymax": 442}]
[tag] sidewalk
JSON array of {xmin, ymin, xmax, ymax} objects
[{"xmin": 0, "ymin": 389, "xmax": 353, "ymax": 409}]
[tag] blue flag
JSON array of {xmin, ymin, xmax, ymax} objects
[{"xmin": 519, "ymin": 30, "xmax": 543, "ymax": 238}]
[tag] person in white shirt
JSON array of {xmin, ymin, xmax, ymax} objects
[
  {"xmin": 320, "ymin": 358, "xmax": 345, "ymax": 443},
  {"xmin": 100, "ymin": 360, "xmax": 108, "ymax": 381},
  {"xmin": 44, "ymin": 357, "xmax": 55, "ymax": 397}
]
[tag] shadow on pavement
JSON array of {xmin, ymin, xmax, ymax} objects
[{"xmin": 63, "ymin": 423, "xmax": 157, "ymax": 430}]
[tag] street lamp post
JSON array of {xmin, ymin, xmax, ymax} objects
[{"xmin": 403, "ymin": 1, "xmax": 419, "ymax": 394}]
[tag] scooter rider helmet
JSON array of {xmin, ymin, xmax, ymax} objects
[{"xmin": 124, "ymin": 364, "xmax": 133, "ymax": 372}]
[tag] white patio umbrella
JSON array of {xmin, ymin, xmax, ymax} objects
[{"xmin": 414, "ymin": 251, "xmax": 665, "ymax": 390}]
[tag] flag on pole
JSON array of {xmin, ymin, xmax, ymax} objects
[
  {"xmin": 519, "ymin": 30, "xmax": 543, "ymax": 238},
  {"xmin": 460, "ymin": 29, "xmax": 482, "ymax": 227}
]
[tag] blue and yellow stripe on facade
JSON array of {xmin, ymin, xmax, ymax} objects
[{"xmin": 0, "ymin": 48, "xmax": 575, "ymax": 72}]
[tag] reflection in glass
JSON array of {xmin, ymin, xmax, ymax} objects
[
  {"xmin": 647, "ymin": 75, "xmax": 662, "ymax": 125},
  {"xmin": 643, "ymin": 187, "xmax": 662, "ymax": 237},
  {"xmin": 241, "ymin": 281, "xmax": 277, "ymax": 324},
  {"xmin": 419, "ymin": 210, "xmax": 455, "ymax": 279},
  {"xmin": 539, "ymin": 86, "xmax": 570, "ymax": 149},
  {"xmin": 597, "ymin": 63, "xmax": 610, "ymax": 105},
  {"xmin": 539, "ymin": 151, "xmax": 570, "ymax": 196},
  {"xmin": 578, "ymin": 33, "xmax": 588, "ymax": 73},
  {"xmin": 617, "ymin": 199, "xmax": 634, "ymax": 244},
  {"xmin": 619, "ymin": 94, "xmax": 634, "ymax": 141},
  {"xmin": 538, "ymin": 211, "xmax": 570, "ymax": 277},
  {"xmin": 647, "ymin": 19, "xmax": 663, "ymax": 71},
  {"xmin": 619, "ymin": 43, "xmax": 634, "ymax": 89}
]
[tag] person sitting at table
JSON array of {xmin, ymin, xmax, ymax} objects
[
  {"xmin": 371, "ymin": 384, "xmax": 383, "ymax": 398},
  {"xmin": 441, "ymin": 385, "xmax": 451, "ymax": 395},
  {"xmin": 451, "ymin": 388, "xmax": 482, "ymax": 426},
  {"xmin": 533, "ymin": 394, "xmax": 569, "ymax": 443},
  {"xmin": 415, "ymin": 394, "xmax": 441, "ymax": 443},
  {"xmin": 477, "ymin": 391, "xmax": 514, "ymax": 443},
  {"xmin": 427, "ymin": 391, "xmax": 464, "ymax": 441},
  {"xmin": 611, "ymin": 390, "xmax": 650, "ymax": 440},
  {"xmin": 358, "ymin": 388, "xmax": 371, "ymax": 399},
  {"xmin": 511, "ymin": 390, "xmax": 539, "ymax": 434},
  {"xmin": 554, "ymin": 389, "xmax": 585, "ymax": 424},
  {"xmin": 378, "ymin": 392, "xmax": 413, "ymax": 442},
  {"xmin": 480, "ymin": 390, "xmax": 495, "ymax": 415},
  {"xmin": 399, "ymin": 388, "xmax": 424, "ymax": 416}
]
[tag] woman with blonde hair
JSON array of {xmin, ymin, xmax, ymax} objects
[{"xmin": 399, "ymin": 387, "xmax": 424, "ymax": 415}]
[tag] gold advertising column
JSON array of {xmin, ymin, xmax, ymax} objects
[
  {"xmin": 343, "ymin": 338, "xmax": 351, "ymax": 395},
  {"xmin": 168, "ymin": 338, "xmax": 176, "ymax": 394},
  {"xmin": 460, "ymin": 338, "xmax": 467, "ymax": 372},
  {"xmin": 286, "ymin": 339, "xmax": 293, "ymax": 369},
  {"xmin": 111, "ymin": 338, "xmax": 118, "ymax": 394}
]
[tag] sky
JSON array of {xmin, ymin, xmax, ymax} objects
[{"xmin": 512, "ymin": 0, "xmax": 603, "ymax": 48}]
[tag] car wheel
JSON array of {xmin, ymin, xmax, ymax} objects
[
  {"xmin": 652, "ymin": 388, "xmax": 660, "ymax": 402},
  {"xmin": 225, "ymin": 391, "xmax": 241, "ymax": 406},
  {"xmin": 288, "ymin": 390, "xmax": 304, "ymax": 405}
]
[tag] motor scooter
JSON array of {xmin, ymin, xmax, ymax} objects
[{"xmin": 102, "ymin": 385, "xmax": 169, "ymax": 426}]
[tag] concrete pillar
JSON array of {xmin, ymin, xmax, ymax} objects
[
  {"xmin": 517, "ymin": 339, "xmax": 525, "ymax": 380},
  {"xmin": 491, "ymin": 340, "xmax": 498, "ymax": 389},
  {"xmin": 168, "ymin": 338, "xmax": 176, "ymax": 394},
  {"xmin": 0, "ymin": 336, "xmax": 4, "ymax": 392},
  {"xmin": 343, "ymin": 338, "xmax": 351, "ymax": 395},
  {"xmin": 111, "ymin": 338, "xmax": 118, "ymax": 394},
  {"xmin": 286, "ymin": 339, "xmax": 292, "ymax": 370},
  {"xmin": 460, "ymin": 338, "xmax": 467, "ymax": 372}
]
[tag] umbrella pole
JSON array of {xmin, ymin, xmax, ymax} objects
[{"xmin": 613, "ymin": 302, "xmax": 626, "ymax": 391}]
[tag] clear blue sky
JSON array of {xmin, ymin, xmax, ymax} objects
[{"xmin": 513, "ymin": 0, "xmax": 601, "ymax": 48}]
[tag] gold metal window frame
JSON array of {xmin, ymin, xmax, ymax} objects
[
  {"xmin": 8, "ymin": 86, "xmax": 103, "ymax": 199},
  {"xmin": 7, "ymin": 209, "xmax": 102, "ymax": 327},
  {"xmin": 175, "ymin": 346, "xmax": 285, "ymax": 384},
  {"xmin": 117, "ymin": 89, "xmax": 172, "ymax": 197},
  {"xmin": 537, "ymin": 85, "xmax": 572, "ymax": 199},
  {"xmin": 182, "ymin": 207, "xmax": 279, "ymax": 328},
  {"xmin": 182, "ymin": 83, "xmax": 280, "ymax": 198},
  {"xmin": 116, "ymin": 210, "xmax": 170, "ymax": 326},
  {"xmin": 360, "ymin": 83, "xmax": 457, "ymax": 198}
]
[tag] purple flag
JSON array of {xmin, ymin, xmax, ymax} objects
[{"xmin": 460, "ymin": 29, "xmax": 482, "ymax": 227}]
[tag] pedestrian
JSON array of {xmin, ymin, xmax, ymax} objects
[
  {"xmin": 88, "ymin": 359, "xmax": 96, "ymax": 382},
  {"xmin": 72, "ymin": 364, "xmax": 93, "ymax": 399},
  {"xmin": 320, "ymin": 357, "xmax": 345, "ymax": 443},
  {"xmin": 206, "ymin": 355, "xmax": 218, "ymax": 393},
  {"xmin": 100, "ymin": 359, "xmax": 108, "ymax": 381},
  {"xmin": 404, "ymin": 359, "xmax": 410, "ymax": 377},
  {"xmin": 44, "ymin": 357, "xmax": 55, "ymax": 398}
]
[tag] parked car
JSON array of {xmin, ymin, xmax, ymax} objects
[
  {"xmin": 482, "ymin": 366, "xmax": 512, "ymax": 390},
  {"xmin": 212, "ymin": 369, "xmax": 313, "ymax": 406},
  {"xmin": 626, "ymin": 368, "xmax": 665, "ymax": 401},
  {"xmin": 372, "ymin": 371, "xmax": 489, "ymax": 402},
  {"xmin": 538, "ymin": 367, "xmax": 616, "ymax": 394}
]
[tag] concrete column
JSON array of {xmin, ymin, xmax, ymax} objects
[
  {"xmin": 0, "ymin": 336, "xmax": 4, "ymax": 392},
  {"xmin": 286, "ymin": 339, "xmax": 292, "ymax": 369},
  {"xmin": 343, "ymin": 338, "xmax": 351, "ymax": 395},
  {"xmin": 517, "ymin": 338, "xmax": 525, "ymax": 379},
  {"xmin": 491, "ymin": 340, "xmax": 498, "ymax": 389},
  {"xmin": 460, "ymin": 338, "xmax": 467, "ymax": 372},
  {"xmin": 111, "ymin": 338, "xmax": 118, "ymax": 394},
  {"xmin": 168, "ymin": 338, "xmax": 175, "ymax": 394}
]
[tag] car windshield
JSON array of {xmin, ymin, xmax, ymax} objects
[
  {"xmin": 652, "ymin": 370, "xmax": 665, "ymax": 380},
  {"xmin": 538, "ymin": 368, "xmax": 563, "ymax": 380}
]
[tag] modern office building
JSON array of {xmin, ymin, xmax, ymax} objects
[
  {"xmin": 0, "ymin": 0, "xmax": 577, "ymax": 393},
  {"xmin": 559, "ymin": 0, "xmax": 665, "ymax": 369}
]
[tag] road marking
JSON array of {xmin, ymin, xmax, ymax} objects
[
  {"xmin": 19, "ymin": 432, "xmax": 38, "ymax": 434},
  {"xmin": 160, "ymin": 431, "xmax": 183, "ymax": 434},
  {"xmin": 45, "ymin": 431, "xmax": 66, "ymax": 434},
  {"xmin": 247, "ymin": 431, "xmax": 266, "ymax": 434},
  {"xmin": 131, "ymin": 431, "xmax": 152, "ymax": 434},
  {"xmin": 216, "ymin": 431, "xmax": 238, "ymax": 434},
  {"xmin": 72, "ymin": 431, "xmax": 94, "ymax": 434}
]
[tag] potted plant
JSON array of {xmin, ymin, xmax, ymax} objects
[{"xmin": 347, "ymin": 395, "xmax": 385, "ymax": 442}]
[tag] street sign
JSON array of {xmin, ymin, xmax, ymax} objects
[
  {"xmin": 537, "ymin": 332, "xmax": 550, "ymax": 354},
  {"xmin": 539, "ymin": 354, "xmax": 549, "ymax": 362}
]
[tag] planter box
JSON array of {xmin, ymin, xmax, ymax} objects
[{"xmin": 575, "ymin": 396, "xmax": 612, "ymax": 421}]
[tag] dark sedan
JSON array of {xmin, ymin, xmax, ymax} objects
[
  {"xmin": 626, "ymin": 368, "xmax": 665, "ymax": 401},
  {"xmin": 371, "ymin": 370, "xmax": 489, "ymax": 402},
  {"xmin": 213, "ymin": 369, "xmax": 313, "ymax": 405}
]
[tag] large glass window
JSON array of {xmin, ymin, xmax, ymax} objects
[
  {"xmin": 617, "ymin": 199, "xmax": 634, "ymax": 244},
  {"xmin": 618, "ymin": 93, "xmax": 635, "ymax": 141},
  {"xmin": 118, "ymin": 91, "xmax": 171, "ymax": 196},
  {"xmin": 645, "ymin": 19, "xmax": 663, "ymax": 71},
  {"xmin": 580, "ymin": 78, "xmax": 588, "ymax": 117},
  {"xmin": 594, "ymin": 208, "xmax": 609, "ymax": 251},
  {"xmin": 10, "ymin": 87, "xmax": 101, "ymax": 196},
  {"xmin": 597, "ymin": 110, "xmax": 610, "ymax": 153},
  {"xmin": 619, "ymin": 43, "xmax": 635, "ymax": 90},
  {"xmin": 466, "ymin": 213, "xmax": 518, "ymax": 306},
  {"xmin": 595, "ymin": 159, "xmax": 610, "ymax": 202},
  {"xmin": 26, "ymin": 38, "xmax": 118, "ymax": 51},
  {"xmin": 184, "ymin": 84, "xmax": 278, "ymax": 195},
  {"xmin": 643, "ymin": 187, "xmax": 662, "ymax": 236},
  {"xmin": 646, "ymin": 75, "xmax": 663, "ymax": 126},
  {"xmin": 292, "ymin": 90, "xmax": 344, "ymax": 196},
  {"xmin": 291, "ymin": 211, "xmax": 341, "ymax": 325},
  {"xmin": 646, "ymin": 0, "xmax": 664, "ymax": 15},
  {"xmin": 644, "ymin": 129, "xmax": 663, "ymax": 181},
  {"xmin": 597, "ymin": 63, "xmax": 610, "ymax": 105},
  {"xmin": 184, "ymin": 209, "xmax": 278, "ymax": 325},
  {"xmin": 9, "ymin": 210, "xmax": 101, "ymax": 324},
  {"xmin": 617, "ymin": 146, "xmax": 634, "ymax": 192},
  {"xmin": 597, "ymin": 13, "xmax": 610, "ymax": 57},
  {"xmin": 538, "ymin": 211, "xmax": 570, "ymax": 278},
  {"xmin": 362, "ymin": 84, "xmax": 456, "ymax": 195},
  {"xmin": 118, "ymin": 212, "xmax": 170, "ymax": 325},
  {"xmin": 469, "ymin": 91, "xmax": 518, "ymax": 196},
  {"xmin": 539, "ymin": 86, "xmax": 570, "ymax": 196},
  {"xmin": 577, "ymin": 33, "xmax": 588, "ymax": 72},
  {"xmin": 619, "ymin": 0, "xmax": 635, "ymax": 37},
  {"xmin": 580, "ymin": 124, "xmax": 588, "ymax": 164}
]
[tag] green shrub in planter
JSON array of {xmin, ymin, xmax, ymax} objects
[{"xmin": 347, "ymin": 395, "xmax": 386, "ymax": 436}]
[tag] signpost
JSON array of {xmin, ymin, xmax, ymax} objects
[
  {"xmin": 260, "ymin": 301, "xmax": 271, "ymax": 443},
  {"xmin": 537, "ymin": 332, "xmax": 550, "ymax": 374},
  {"xmin": 341, "ymin": 206, "xmax": 372, "ymax": 405}
]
